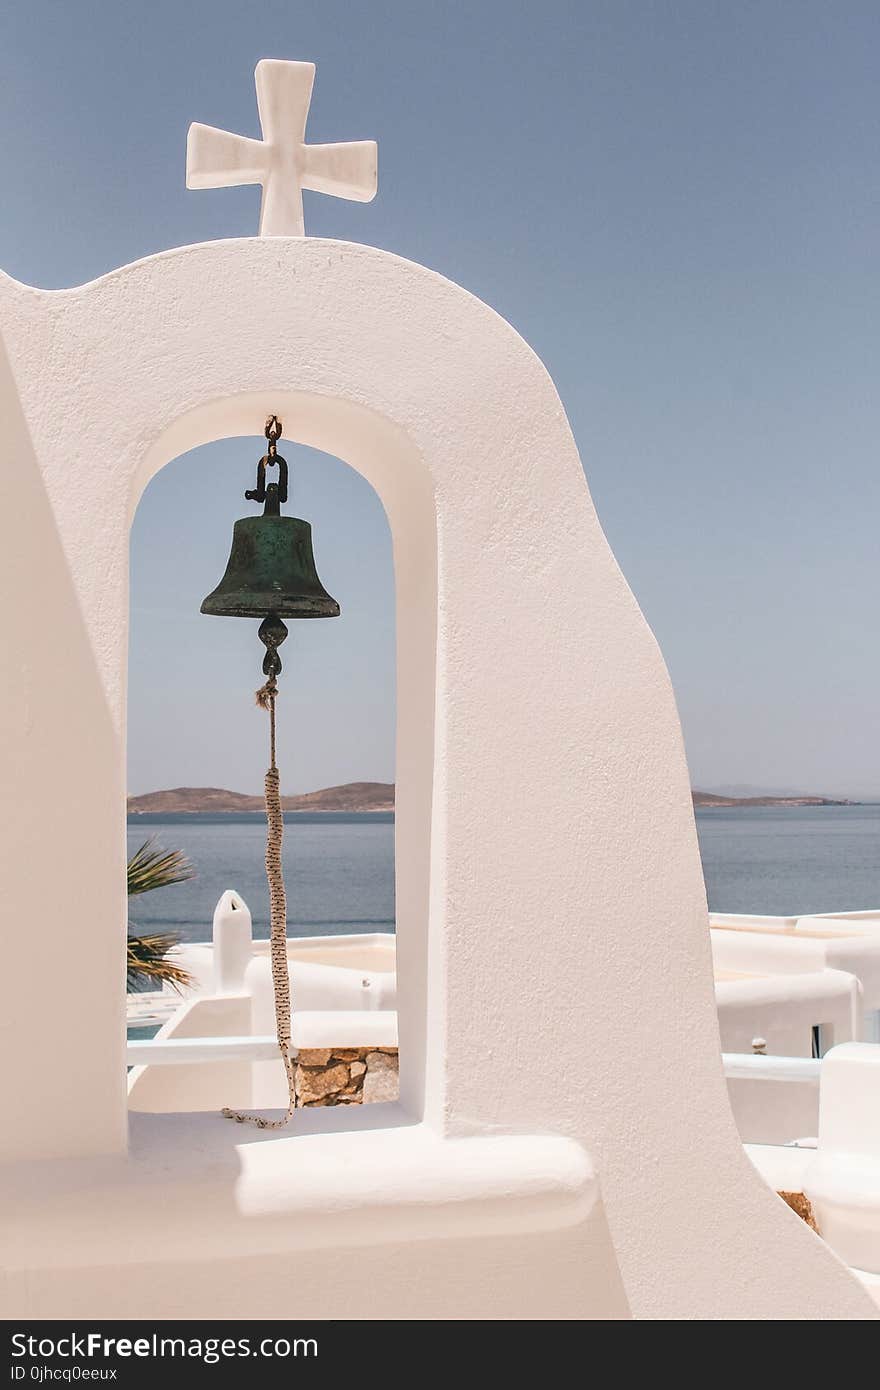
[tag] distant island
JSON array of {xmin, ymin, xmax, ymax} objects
[
  {"xmin": 692, "ymin": 791, "xmax": 853, "ymax": 808},
  {"xmin": 128, "ymin": 782, "xmax": 395, "ymax": 814},
  {"xmin": 128, "ymin": 783, "xmax": 853, "ymax": 814}
]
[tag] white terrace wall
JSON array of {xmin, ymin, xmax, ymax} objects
[{"xmin": 0, "ymin": 237, "xmax": 874, "ymax": 1319}]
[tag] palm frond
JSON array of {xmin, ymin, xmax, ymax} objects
[
  {"xmin": 127, "ymin": 838, "xmax": 195, "ymax": 898},
  {"xmin": 127, "ymin": 931, "xmax": 194, "ymax": 993},
  {"xmin": 126, "ymin": 839, "xmax": 195, "ymax": 993}
]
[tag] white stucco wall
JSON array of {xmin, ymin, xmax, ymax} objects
[{"xmin": 0, "ymin": 237, "xmax": 874, "ymax": 1318}]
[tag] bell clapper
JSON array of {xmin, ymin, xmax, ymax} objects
[{"xmin": 257, "ymin": 613, "xmax": 289, "ymax": 682}]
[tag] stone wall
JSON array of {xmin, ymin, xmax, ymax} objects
[{"xmin": 294, "ymin": 1047, "xmax": 399, "ymax": 1107}]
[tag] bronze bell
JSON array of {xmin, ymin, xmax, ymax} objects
[{"xmin": 201, "ymin": 420, "xmax": 339, "ymax": 677}]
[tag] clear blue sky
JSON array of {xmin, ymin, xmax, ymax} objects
[{"xmin": 2, "ymin": 2, "xmax": 878, "ymax": 796}]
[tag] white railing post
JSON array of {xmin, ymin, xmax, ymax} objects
[{"xmin": 212, "ymin": 890, "xmax": 253, "ymax": 993}]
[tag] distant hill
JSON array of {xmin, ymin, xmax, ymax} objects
[
  {"xmin": 128, "ymin": 783, "xmax": 852, "ymax": 814},
  {"xmin": 128, "ymin": 783, "xmax": 395, "ymax": 814},
  {"xmin": 692, "ymin": 790, "xmax": 853, "ymax": 808}
]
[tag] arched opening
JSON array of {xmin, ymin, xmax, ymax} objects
[{"xmin": 124, "ymin": 393, "xmax": 438, "ymax": 1125}]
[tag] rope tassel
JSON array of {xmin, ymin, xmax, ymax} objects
[{"xmin": 222, "ymin": 684, "xmax": 297, "ymax": 1127}]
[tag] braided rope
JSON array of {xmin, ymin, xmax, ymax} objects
[{"xmin": 222, "ymin": 686, "xmax": 297, "ymax": 1128}]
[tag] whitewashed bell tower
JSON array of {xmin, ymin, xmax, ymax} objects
[{"xmin": 0, "ymin": 57, "xmax": 874, "ymax": 1321}]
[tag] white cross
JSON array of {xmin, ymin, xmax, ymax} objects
[{"xmin": 186, "ymin": 59, "xmax": 377, "ymax": 237}]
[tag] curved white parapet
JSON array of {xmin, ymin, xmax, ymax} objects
[
  {"xmin": 175, "ymin": 924, "xmax": 398, "ymax": 1008},
  {"xmin": 231, "ymin": 1123, "xmax": 597, "ymax": 1244},
  {"xmin": 0, "ymin": 1116, "xmax": 622, "ymax": 1319},
  {"xmin": 245, "ymin": 951, "xmax": 396, "ymax": 1015},
  {"xmin": 801, "ymin": 912, "xmax": 880, "ymax": 927},
  {"xmin": 805, "ymin": 1043, "xmax": 880, "ymax": 1274},
  {"xmin": 1, "ymin": 1117, "xmax": 598, "ymax": 1262},
  {"xmin": 711, "ymin": 918, "xmax": 880, "ymax": 1012},
  {"xmin": 715, "ymin": 968, "xmax": 860, "ymax": 1056}
]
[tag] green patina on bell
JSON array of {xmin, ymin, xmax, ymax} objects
[
  {"xmin": 201, "ymin": 513, "xmax": 340, "ymax": 620},
  {"xmin": 201, "ymin": 428, "xmax": 340, "ymax": 623}
]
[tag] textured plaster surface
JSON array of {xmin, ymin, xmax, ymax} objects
[{"xmin": 0, "ymin": 238, "xmax": 874, "ymax": 1318}]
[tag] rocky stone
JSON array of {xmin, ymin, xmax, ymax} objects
[
  {"xmin": 778, "ymin": 1190, "xmax": 818, "ymax": 1231},
  {"xmin": 296, "ymin": 1048, "xmax": 333, "ymax": 1067},
  {"xmin": 292, "ymin": 1046, "xmax": 399, "ymax": 1107},
  {"xmin": 365, "ymin": 1051, "xmax": 396, "ymax": 1069},
  {"xmin": 295, "ymin": 1061, "xmax": 350, "ymax": 1102},
  {"xmin": 363, "ymin": 1050, "xmax": 400, "ymax": 1104}
]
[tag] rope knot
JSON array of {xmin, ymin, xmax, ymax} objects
[{"xmin": 255, "ymin": 680, "xmax": 276, "ymax": 710}]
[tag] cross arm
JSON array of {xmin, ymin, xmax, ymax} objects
[
  {"xmin": 302, "ymin": 142, "xmax": 378, "ymax": 202},
  {"xmin": 186, "ymin": 124, "xmax": 268, "ymax": 189}
]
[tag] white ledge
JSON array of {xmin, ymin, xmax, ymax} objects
[
  {"xmin": 722, "ymin": 1053, "xmax": 820, "ymax": 1084},
  {"xmin": 127, "ymin": 1012, "xmax": 399, "ymax": 1066},
  {"xmin": 0, "ymin": 1110, "xmax": 597, "ymax": 1267},
  {"xmin": 291, "ymin": 1009, "xmax": 398, "ymax": 1049},
  {"xmin": 127, "ymin": 1034, "xmax": 280, "ymax": 1066}
]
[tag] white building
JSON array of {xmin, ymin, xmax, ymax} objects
[{"xmin": 711, "ymin": 913, "xmax": 880, "ymax": 1042}]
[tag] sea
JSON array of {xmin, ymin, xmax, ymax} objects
[{"xmin": 126, "ymin": 804, "xmax": 880, "ymax": 943}]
